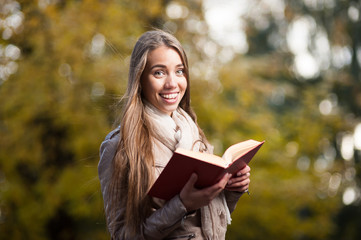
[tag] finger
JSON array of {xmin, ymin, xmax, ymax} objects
[
  {"xmin": 203, "ymin": 173, "xmax": 232, "ymax": 196},
  {"xmin": 236, "ymin": 165, "xmax": 251, "ymax": 176},
  {"xmin": 235, "ymin": 172, "xmax": 251, "ymax": 180},
  {"xmin": 226, "ymin": 180, "xmax": 250, "ymax": 192},
  {"xmin": 220, "ymin": 173, "xmax": 232, "ymax": 185},
  {"xmin": 228, "ymin": 172, "xmax": 250, "ymax": 185},
  {"xmin": 183, "ymin": 173, "xmax": 198, "ymax": 191},
  {"xmin": 179, "ymin": 173, "xmax": 199, "ymax": 211},
  {"xmin": 226, "ymin": 184, "xmax": 249, "ymax": 192},
  {"xmin": 227, "ymin": 178, "xmax": 250, "ymax": 188}
]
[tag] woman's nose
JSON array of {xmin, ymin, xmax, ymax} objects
[{"xmin": 165, "ymin": 73, "xmax": 177, "ymax": 88}]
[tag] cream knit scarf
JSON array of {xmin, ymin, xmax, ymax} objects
[{"xmin": 144, "ymin": 102, "xmax": 231, "ymax": 239}]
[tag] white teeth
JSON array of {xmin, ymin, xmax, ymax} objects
[{"xmin": 160, "ymin": 93, "xmax": 178, "ymax": 99}]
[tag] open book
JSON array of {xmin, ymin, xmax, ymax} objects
[{"xmin": 148, "ymin": 139, "xmax": 265, "ymax": 200}]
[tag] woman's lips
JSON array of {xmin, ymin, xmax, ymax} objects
[
  {"xmin": 159, "ymin": 92, "xmax": 179, "ymax": 103},
  {"xmin": 160, "ymin": 93, "xmax": 178, "ymax": 99}
]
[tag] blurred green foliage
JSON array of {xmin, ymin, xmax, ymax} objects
[{"xmin": 0, "ymin": 0, "xmax": 360, "ymax": 239}]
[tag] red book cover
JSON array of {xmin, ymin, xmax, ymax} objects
[{"xmin": 148, "ymin": 139, "xmax": 264, "ymax": 201}]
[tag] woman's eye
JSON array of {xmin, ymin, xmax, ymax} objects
[
  {"xmin": 176, "ymin": 69, "xmax": 184, "ymax": 75},
  {"xmin": 154, "ymin": 70, "xmax": 165, "ymax": 77}
]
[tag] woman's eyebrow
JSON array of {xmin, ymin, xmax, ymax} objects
[
  {"xmin": 150, "ymin": 63, "xmax": 184, "ymax": 70},
  {"xmin": 150, "ymin": 64, "xmax": 166, "ymax": 70}
]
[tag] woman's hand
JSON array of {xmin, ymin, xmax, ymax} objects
[
  {"xmin": 225, "ymin": 165, "xmax": 251, "ymax": 193},
  {"xmin": 179, "ymin": 173, "xmax": 232, "ymax": 211}
]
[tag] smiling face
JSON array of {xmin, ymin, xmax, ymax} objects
[{"xmin": 141, "ymin": 46, "xmax": 188, "ymax": 116}]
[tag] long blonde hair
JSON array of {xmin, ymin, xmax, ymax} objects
[{"xmin": 106, "ymin": 30, "xmax": 207, "ymax": 238}]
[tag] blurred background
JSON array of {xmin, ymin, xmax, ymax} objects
[{"xmin": 0, "ymin": 0, "xmax": 360, "ymax": 239}]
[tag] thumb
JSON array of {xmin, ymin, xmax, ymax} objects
[{"xmin": 184, "ymin": 173, "xmax": 198, "ymax": 190}]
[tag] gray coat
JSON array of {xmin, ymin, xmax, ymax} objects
[{"xmin": 98, "ymin": 128, "xmax": 243, "ymax": 239}]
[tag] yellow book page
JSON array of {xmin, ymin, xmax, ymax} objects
[
  {"xmin": 222, "ymin": 140, "xmax": 261, "ymax": 163},
  {"xmin": 175, "ymin": 148, "xmax": 229, "ymax": 168}
]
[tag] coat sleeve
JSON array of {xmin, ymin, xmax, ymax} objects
[
  {"xmin": 98, "ymin": 129, "xmax": 192, "ymax": 240},
  {"xmin": 98, "ymin": 128, "xmax": 121, "ymax": 236},
  {"xmin": 143, "ymin": 195, "xmax": 191, "ymax": 239},
  {"xmin": 224, "ymin": 190, "xmax": 244, "ymax": 213}
]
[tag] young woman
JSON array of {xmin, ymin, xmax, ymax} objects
[{"xmin": 98, "ymin": 30, "xmax": 251, "ymax": 240}]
